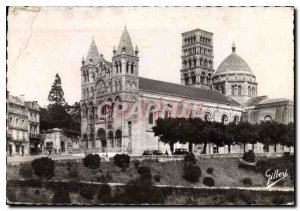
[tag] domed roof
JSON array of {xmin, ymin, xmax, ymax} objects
[{"xmin": 215, "ymin": 43, "xmax": 254, "ymax": 76}]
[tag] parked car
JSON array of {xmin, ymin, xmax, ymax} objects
[
  {"xmin": 153, "ymin": 150, "xmax": 163, "ymax": 155},
  {"xmin": 173, "ymin": 148, "xmax": 189, "ymax": 155},
  {"xmin": 142, "ymin": 150, "xmax": 153, "ymax": 156}
]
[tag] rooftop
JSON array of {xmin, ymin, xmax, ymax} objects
[{"xmin": 139, "ymin": 77, "xmax": 240, "ymax": 106}]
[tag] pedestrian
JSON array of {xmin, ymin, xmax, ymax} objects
[{"xmin": 165, "ymin": 150, "xmax": 169, "ymax": 156}]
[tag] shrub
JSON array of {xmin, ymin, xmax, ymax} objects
[
  {"xmin": 241, "ymin": 191, "xmax": 255, "ymax": 205},
  {"xmin": 134, "ymin": 160, "xmax": 141, "ymax": 168},
  {"xmin": 19, "ymin": 164, "xmax": 33, "ymax": 179},
  {"xmin": 79, "ymin": 185, "xmax": 97, "ymax": 200},
  {"xmin": 202, "ymin": 177, "xmax": 214, "ymax": 187},
  {"xmin": 113, "ymin": 154, "xmax": 130, "ymax": 169},
  {"xmin": 83, "ymin": 154, "xmax": 100, "ymax": 169},
  {"xmin": 183, "ymin": 164, "xmax": 201, "ymax": 183},
  {"xmin": 138, "ymin": 166, "xmax": 151, "ymax": 175},
  {"xmin": 31, "ymin": 157, "xmax": 55, "ymax": 179},
  {"xmin": 154, "ymin": 175, "xmax": 161, "ymax": 182},
  {"xmin": 97, "ymin": 184, "xmax": 112, "ymax": 204},
  {"xmin": 52, "ymin": 187, "xmax": 71, "ymax": 204},
  {"xmin": 184, "ymin": 153, "xmax": 196, "ymax": 164},
  {"xmin": 140, "ymin": 173, "xmax": 152, "ymax": 184},
  {"xmin": 206, "ymin": 167, "xmax": 213, "ymax": 175},
  {"xmin": 69, "ymin": 166, "xmax": 79, "ymax": 179},
  {"xmin": 96, "ymin": 173, "xmax": 112, "ymax": 183},
  {"xmin": 114, "ymin": 178, "xmax": 165, "ymax": 204},
  {"xmin": 242, "ymin": 177, "xmax": 253, "ymax": 186},
  {"xmin": 272, "ymin": 196, "xmax": 287, "ymax": 205},
  {"xmin": 242, "ymin": 150, "xmax": 256, "ymax": 163}
]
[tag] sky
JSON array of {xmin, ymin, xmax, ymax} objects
[{"xmin": 7, "ymin": 7, "xmax": 294, "ymax": 107}]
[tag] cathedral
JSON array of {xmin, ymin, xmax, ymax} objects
[{"xmin": 80, "ymin": 27, "xmax": 294, "ymax": 155}]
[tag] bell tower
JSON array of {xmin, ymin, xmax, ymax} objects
[
  {"xmin": 111, "ymin": 26, "xmax": 139, "ymax": 101},
  {"xmin": 181, "ymin": 29, "xmax": 214, "ymax": 89}
]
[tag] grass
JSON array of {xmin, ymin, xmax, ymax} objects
[{"xmin": 7, "ymin": 156, "xmax": 294, "ymax": 188}]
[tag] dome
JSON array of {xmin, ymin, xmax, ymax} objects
[{"xmin": 215, "ymin": 43, "xmax": 254, "ymax": 76}]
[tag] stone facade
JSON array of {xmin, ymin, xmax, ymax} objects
[
  {"xmin": 7, "ymin": 94, "xmax": 41, "ymax": 157},
  {"xmin": 80, "ymin": 27, "xmax": 294, "ymax": 155},
  {"xmin": 42, "ymin": 128, "xmax": 81, "ymax": 154}
]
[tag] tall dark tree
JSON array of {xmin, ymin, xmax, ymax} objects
[
  {"xmin": 153, "ymin": 118, "xmax": 179, "ymax": 154},
  {"xmin": 48, "ymin": 73, "xmax": 66, "ymax": 106}
]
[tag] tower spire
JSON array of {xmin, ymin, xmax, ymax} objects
[
  {"xmin": 232, "ymin": 41, "xmax": 236, "ymax": 53},
  {"xmin": 116, "ymin": 26, "xmax": 134, "ymax": 56},
  {"xmin": 86, "ymin": 37, "xmax": 100, "ymax": 64}
]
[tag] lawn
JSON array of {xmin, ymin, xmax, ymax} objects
[{"xmin": 7, "ymin": 155, "xmax": 294, "ymax": 188}]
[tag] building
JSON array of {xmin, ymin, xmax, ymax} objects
[
  {"xmin": 7, "ymin": 95, "xmax": 41, "ymax": 156},
  {"xmin": 42, "ymin": 128, "xmax": 81, "ymax": 154},
  {"xmin": 25, "ymin": 101, "xmax": 41, "ymax": 154},
  {"xmin": 80, "ymin": 27, "xmax": 294, "ymax": 155}
]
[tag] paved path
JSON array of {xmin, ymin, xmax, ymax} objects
[{"xmin": 8, "ymin": 178, "xmax": 294, "ymax": 192}]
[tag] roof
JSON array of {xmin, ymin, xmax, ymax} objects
[
  {"xmin": 259, "ymin": 98, "xmax": 292, "ymax": 105},
  {"xmin": 215, "ymin": 44, "xmax": 254, "ymax": 76},
  {"xmin": 182, "ymin": 28, "xmax": 213, "ymax": 35},
  {"xmin": 116, "ymin": 27, "xmax": 135, "ymax": 56},
  {"xmin": 139, "ymin": 77, "xmax": 240, "ymax": 106},
  {"xmin": 86, "ymin": 38, "xmax": 100, "ymax": 65},
  {"xmin": 244, "ymin": 96, "xmax": 268, "ymax": 107}
]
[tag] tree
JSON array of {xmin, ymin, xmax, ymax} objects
[
  {"xmin": 284, "ymin": 122, "xmax": 295, "ymax": 147},
  {"xmin": 153, "ymin": 118, "xmax": 180, "ymax": 154},
  {"xmin": 48, "ymin": 73, "xmax": 66, "ymax": 106},
  {"xmin": 225, "ymin": 122, "xmax": 239, "ymax": 153},
  {"xmin": 258, "ymin": 121, "xmax": 286, "ymax": 152},
  {"xmin": 233, "ymin": 122, "xmax": 258, "ymax": 152}
]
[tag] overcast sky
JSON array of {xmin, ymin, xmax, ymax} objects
[{"xmin": 7, "ymin": 7, "xmax": 294, "ymax": 107}]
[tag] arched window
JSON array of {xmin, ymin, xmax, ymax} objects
[
  {"xmin": 200, "ymin": 72, "xmax": 206, "ymax": 84},
  {"xmin": 115, "ymin": 62, "xmax": 119, "ymax": 74},
  {"xmin": 148, "ymin": 105, "xmax": 155, "ymax": 125},
  {"xmin": 204, "ymin": 59, "xmax": 208, "ymax": 68},
  {"xmin": 184, "ymin": 73, "xmax": 189, "ymax": 85},
  {"xmin": 221, "ymin": 114, "xmax": 228, "ymax": 125},
  {"xmin": 131, "ymin": 62, "xmax": 134, "ymax": 74},
  {"xmin": 189, "ymin": 59, "xmax": 192, "ymax": 68},
  {"xmin": 164, "ymin": 105, "xmax": 172, "ymax": 118},
  {"xmin": 238, "ymin": 85, "xmax": 242, "ymax": 95},
  {"xmin": 207, "ymin": 74, "xmax": 212, "ymax": 85},
  {"xmin": 204, "ymin": 112, "xmax": 211, "ymax": 122},
  {"xmin": 90, "ymin": 133, "xmax": 95, "ymax": 148},
  {"xmin": 233, "ymin": 116, "xmax": 239, "ymax": 124},
  {"xmin": 200, "ymin": 58, "xmax": 203, "ymax": 66},
  {"xmin": 248, "ymin": 86, "xmax": 251, "ymax": 96},
  {"xmin": 264, "ymin": 115, "xmax": 272, "ymax": 122},
  {"xmin": 126, "ymin": 61, "xmax": 129, "ymax": 73},
  {"xmin": 183, "ymin": 60, "xmax": 187, "ymax": 69},
  {"xmin": 252, "ymin": 87, "xmax": 255, "ymax": 97},
  {"xmin": 108, "ymin": 131, "xmax": 114, "ymax": 148},
  {"xmin": 193, "ymin": 58, "xmax": 197, "ymax": 67},
  {"xmin": 82, "ymin": 133, "xmax": 88, "ymax": 149},
  {"xmin": 115, "ymin": 130, "xmax": 122, "ymax": 148},
  {"xmin": 97, "ymin": 128, "xmax": 106, "ymax": 148},
  {"xmin": 231, "ymin": 85, "xmax": 234, "ymax": 95},
  {"xmin": 128, "ymin": 121, "xmax": 132, "ymax": 137},
  {"xmin": 119, "ymin": 62, "xmax": 122, "ymax": 73},
  {"xmin": 191, "ymin": 72, "xmax": 196, "ymax": 85},
  {"xmin": 81, "ymin": 103, "xmax": 88, "ymax": 117}
]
